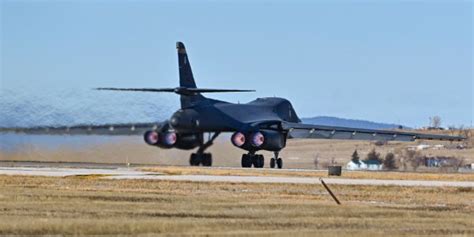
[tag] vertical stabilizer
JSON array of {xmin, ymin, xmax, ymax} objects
[
  {"xmin": 177, "ymin": 42, "xmax": 197, "ymax": 88},
  {"xmin": 176, "ymin": 42, "xmax": 205, "ymax": 108}
]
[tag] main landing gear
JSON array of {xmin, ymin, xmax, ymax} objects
[
  {"xmin": 190, "ymin": 153, "xmax": 212, "ymax": 166},
  {"xmin": 241, "ymin": 151, "xmax": 283, "ymax": 169},
  {"xmin": 241, "ymin": 153, "xmax": 264, "ymax": 168},
  {"xmin": 189, "ymin": 132, "xmax": 220, "ymax": 167}
]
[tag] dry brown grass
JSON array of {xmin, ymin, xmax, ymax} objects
[
  {"xmin": 0, "ymin": 175, "xmax": 472, "ymax": 236},
  {"xmin": 142, "ymin": 166, "xmax": 474, "ymax": 181}
]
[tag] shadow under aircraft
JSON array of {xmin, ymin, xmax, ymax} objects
[{"xmin": 4, "ymin": 42, "xmax": 465, "ymax": 169}]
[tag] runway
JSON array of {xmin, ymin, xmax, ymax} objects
[
  {"xmin": 0, "ymin": 166, "xmax": 151, "ymax": 177},
  {"xmin": 1, "ymin": 166, "xmax": 473, "ymax": 187}
]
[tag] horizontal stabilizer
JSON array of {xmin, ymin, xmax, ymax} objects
[
  {"xmin": 186, "ymin": 88, "xmax": 255, "ymax": 93},
  {"xmin": 96, "ymin": 87, "xmax": 255, "ymax": 95},
  {"xmin": 96, "ymin": 88, "xmax": 175, "ymax": 92}
]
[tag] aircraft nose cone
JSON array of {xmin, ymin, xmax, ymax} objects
[
  {"xmin": 170, "ymin": 109, "xmax": 198, "ymax": 129},
  {"xmin": 170, "ymin": 111, "xmax": 187, "ymax": 128},
  {"xmin": 170, "ymin": 116, "xmax": 179, "ymax": 127}
]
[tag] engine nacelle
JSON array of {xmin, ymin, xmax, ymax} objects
[
  {"xmin": 143, "ymin": 130, "xmax": 202, "ymax": 150},
  {"xmin": 144, "ymin": 130, "xmax": 160, "ymax": 146},
  {"xmin": 162, "ymin": 132, "xmax": 177, "ymax": 147},
  {"xmin": 251, "ymin": 130, "xmax": 286, "ymax": 151},
  {"xmin": 144, "ymin": 130, "xmax": 176, "ymax": 148},
  {"xmin": 231, "ymin": 132, "xmax": 246, "ymax": 147},
  {"xmin": 250, "ymin": 132, "xmax": 265, "ymax": 147},
  {"xmin": 231, "ymin": 130, "xmax": 286, "ymax": 151}
]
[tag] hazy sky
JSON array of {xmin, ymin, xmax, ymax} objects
[{"xmin": 1, "ymin": 0, "xmax": 472, "ymax": 128}]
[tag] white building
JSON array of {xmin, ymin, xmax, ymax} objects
[
  {"xmin": 347, "ymin": 160, "xmax": 383, "ymax": 171},
  {"xmin": 407, "ymin": 144, "xmax": 431, "ymax": 151}
]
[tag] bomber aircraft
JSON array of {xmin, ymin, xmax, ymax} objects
[{"xmin": 4, "ymin": 42, "xmax": 464, "ymax": 169}]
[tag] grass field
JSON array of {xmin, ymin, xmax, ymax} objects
[{"xmin": 0, "ymin": 175, "xmax": 473, "ymax": 236}]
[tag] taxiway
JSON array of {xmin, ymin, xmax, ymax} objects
[{"xmin": 1, "ymin": 165, "xmax": 472, "ymax": 187}]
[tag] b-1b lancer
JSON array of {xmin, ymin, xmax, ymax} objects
[{"xmin": 6, "ymin": 42, "xmax": 464, "ymax": 169}]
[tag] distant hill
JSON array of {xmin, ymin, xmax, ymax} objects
[{"xmin": 301, "ymin": 116, "xmax": 408, "ymax": 130}]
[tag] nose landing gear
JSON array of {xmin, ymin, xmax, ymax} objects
[{"xmin": 270, "ymin": 151, "xmax": 283, "ymax": 169}]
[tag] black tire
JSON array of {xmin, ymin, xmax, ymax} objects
[
  {"xmin": 270, "ymin": 158, "xmax": 276, "ymax": 168},
  {"xmin": 258, "ymin": 155, "xmax": 264, "ymax": 168},
  {"xmin": 190, "ymin": 153, "xmax": 199, "ymax": 166},
  {"xmin": 202, "ymin": 153, "xmax": 212, "ymax": 167},
  {"xmin": 241, "ymin": 154, "xmax": 251, "ymax": 168},
  {"xmin": 251, "ymin": 155, "xmax": 263, "ymax": 168},
  {"xmin": 251, "ymin": 155, "xmax": 258, "ymax": 168},
  {"xmin": 276, "ymin": 158, "xmax": 283, "ymax": 169},
  {"xmin": 247, "ymin": 155, "xmax": 253, "ymax": 168}
]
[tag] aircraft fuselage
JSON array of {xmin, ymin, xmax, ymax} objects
[{"xmin": 169, "ymin": 97, "xmax": 300, "ymax": 133}]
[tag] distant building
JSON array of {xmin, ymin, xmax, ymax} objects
[
  {"xmin": 422, "ymin": 126, "xmax": 445, "ymax": 131},
  {"xmin": 407, "ymin": 144, "xmax": 431, "ymax": 151},
  {"xmin": 433, "ymin": 144, "xmax": 445, "ymax": 150},
  {"xmin": 347, "ymin": 160, "xmax": 383, "ymax": 171},
  {"xmin": 347, "ymin": 160, "xmax": 366, "ymax": 170},
  {"xmin": 423, "ymin": 156, "xmax": 460, "ymax": 168},
  {"xmin": 407, "ymin": 144, "xmax": 445, "ymax": 151}
]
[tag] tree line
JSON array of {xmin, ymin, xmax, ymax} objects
[
  {"xmin": 350, "ymin": 148, "xmax": 465, "ymax": 172},
  {"xmin": 351, "ymin": 149, "xmax": 397, "ymax": 170}
]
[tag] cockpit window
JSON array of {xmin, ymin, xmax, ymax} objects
[{"xmin": 275, "ymin": 101, "xmax": 299, "ymax": 122}]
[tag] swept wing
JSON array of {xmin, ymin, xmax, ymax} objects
[
  {"xmin": 0, "ymin": 122, "xmax": 163, "ymax": 136},
  {"xmin": 282, "ymin": 122, "xmax": 464, "ymax": 142}
]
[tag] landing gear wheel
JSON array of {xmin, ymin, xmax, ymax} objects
[
  {"xmin": 190, "ymin": 153, "xmax": 212, "ymax": 166},
  {"xmin": 189, "ymin": 132, "xmax": 220, "ymax": 167},
  {"xmin": 259, "ymin": 155, "xmax": 264, "ymax": 168},
  {"xmin": 202, "ymin": 153, "xmax": 212, "ymax": 167},
  {"xmin": 190, "ymin": 153, "xmax": 200, "ymax": 166},
  {"xmin": 276, "ymin": 158, "xmax": 283, "ymax": 169},
  {"xmin": 270, "ymin": 158, "xmax": 276, "ymax": 168},
  {"xmin": 252, "ymin": 155, "xmax": 264, "ymax": 168},
  {"xmin": 241, "ymin": 154, "xmax": 252, "ymax": 168}
]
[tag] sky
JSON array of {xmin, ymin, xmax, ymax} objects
[{"xmin": 1, "ymin": 0, "xmax": 473, "ymax": 128}]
